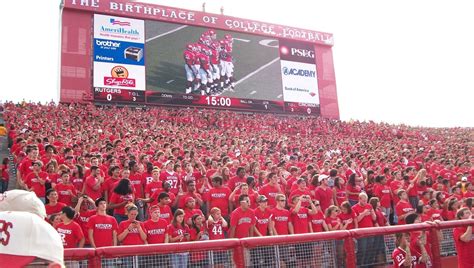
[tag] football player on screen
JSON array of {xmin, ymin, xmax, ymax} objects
[
  {"xmin": 196, "ymin": 40, "xmax": 214, "ymax": 95},
  {"xmin": 219, "ymin": 34, "xmax": 235, "ymax": 91},
  {"xmin": 183, "ymin": 44, "xmax": 198, "ymax": 94}
]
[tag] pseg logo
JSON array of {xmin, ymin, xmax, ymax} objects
[
  {"xmin": 290, "ymin": 48, "xmax": 314, "ymax": 59},
  {"xmin": 280, "ymin": 46, "xmax": 315, "ymax": 59},
  {"xmin": 282, "ymin": 67, "xmax": 316, "ymax": 77}
]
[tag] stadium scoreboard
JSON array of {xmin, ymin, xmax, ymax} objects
[{"xmin": 60, "ymin": 0, "xmax": 339, "ymax": 118}]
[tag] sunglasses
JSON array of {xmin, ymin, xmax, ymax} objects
[{"xmin": 278, "ymin": 199, "xmax": 286, "ymax": 202}]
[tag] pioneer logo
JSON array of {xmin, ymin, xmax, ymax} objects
[
  {"xmin": 291, "ymin": 48, "xmax": 314, "ymax": 58},
  {"xmin": 282, "ymin": 67, "xmax": 316, "ymax": 77},
  {"xmin": 96, "ymin": 40, "xmax": 121, "ymax": 48}
]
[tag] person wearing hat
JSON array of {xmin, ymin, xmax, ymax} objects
[
  {"xmin": 314, "ymin": 174, "xmax": 334, "ymax": 213},
  {"xmin": 0, "ymin": 190, "xmax": 64, "ymax": 267},
  {"xmin": 87, "ymin": 197, "xmax": 119, "ymax": 248},
  {"xmin": 254, "ymin": 195, "xmax": 271, "ymax": 237}
]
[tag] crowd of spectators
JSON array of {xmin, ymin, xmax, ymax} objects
[{"xmin": 1, "ymin": 101, "xmax": 472, "ymax": 266}]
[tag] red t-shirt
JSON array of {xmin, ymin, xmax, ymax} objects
[
  {"xmin": 426, "ymin": 208, "xmax": 443, "ymax": 221},
  {"xmin": 258, "ymin": 184, "xmax": 281, "ymax": 207},
  {"xmin": 183, "ymin": 208, "xmax": 204, "ymax": 225},
  {"xmin": 227, "ymin": 176, "xmax": 247, "ymax": 191},
  {"xmin": 109, "ymin": 192, "xmax": 134, "ymax": 215},
  {"xmin": 334, "ymin": 187, "xmax": 347, "ymax": 206},
  {"xmin": 310, "ymin": 211, "xmax": 325, "ymax": 233},
  {"xmin": 390, "ymin": 180, "xmax": 404, "ymax": 204},
  {"xmin": 157, "ymin": 204, "xmax": 173, "ymax": 223},
  {"xmin": 325, "ymin": 216, "xmax": 341, "ymax": 230},
  {"xmin": 352, "ymin": 203, "xmax": 374, "ymax": 228},
  {"xmin": 145, "ymin": 180, "xmax": 162, "ymax": 197},
  {"xmin": 453, "ymin": 226, "xmax": 474, "ymax": 268},
  {"xmin": 374, "ymin": 184, "xmax": 392, "ymax": 208},
  {"xmin": 338, "ymin": 211, "xmax": 356, "ymax": 230},
  {"xmin": 160, "ymin": 171, "xmax": 181, "ymax": 195},
  {"xmin": 166, "ymin": 223, "xmax": 190, "ymax": 242},
  {"xmin": 290, "ymin": 207, "xmax": 310, "ymax": 234},
  {"xmin": 45, "ymin": 202, "xmax": 67, "ymax": 218},
  {"xmin": 101, "ymin": 177, "xmax": 120, "ymax": 200},
  {"xmin": 74, "ymin": 209, "xmax": 96, "ymax": 245},
  {"xmin": 129, "ymin": 173, "xmax": 145, "ymax": 198},
  {"xmin": 395, "ymin": 200, "xmax": 415, "ymax": 225},
  {"xmin": 25, "ymin": 171, "xmax": 50, "ymax": 197},
  {"xmin": 118, "ymin": 219, "xmax": 147, "ymax": 245},
  {"xmin": 314, "ymin": 186, "xmax": 333, "ymax": 213},
  {"xmin": 144, "ymin": 219, "xmax": 168, "ymax": 244},
  {"xmin": 289, "ymin": 189, "xmax": 312, "ymax": 207},
  {"xmin": 71, "ymin": 176, "xmax": 85, "ymax": 192},
  {"xmin": 230, "ymin": 207, "xmax": 256, "ymax": 238},
  {"xmin": 206, "ymin": 218, "xmax": 227, "ymax": 240},
  {"xmin": 270, "ymin": 207, "xmax": 291, "ymax": 235},
  {"xmin": 56, "ymin": 221, "xmax": 84, "ymax": 248},
  {"xmin": 346, "ymin": 184, "xmax": 362, "ymax": 201},
  {"xmin": 254, "ymin": 207, "xmax": 272, "ymax": 236},
  {"xmin": 375, "ymin": 208, "xmax": 387, "ymax": 226},
  {"xmin": 84, "ymin": 176, "xmax": 103, "ymax": 201},
  {"xmin": 55, "ymin": 183, "xmax": 77, "ymax": 206},
  {"xmin": 207, "ymin": 186, "xmax": 232, "ymax": 216},
  {"xmin": 87, "ymin": 214, "xmax": 119, "ymax": 247}
]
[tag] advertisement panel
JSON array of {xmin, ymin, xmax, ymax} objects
[
  {"xmin": 279, "ymin": 39, "xmax": 319, "ymax": 104},
  {"xmin": 93, "ymin": 14, "xmax": 146, "ymax": 91},
  {"xmin": 280, "ymin": 60, "xmax": 319, "ymax": 104}
]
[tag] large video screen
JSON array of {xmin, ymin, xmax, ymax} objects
[{"xmin": 92, "ymin": 14, "xmax": 321, "ymax": 115}]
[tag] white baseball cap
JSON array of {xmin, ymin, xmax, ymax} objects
[
  {"xmin": 318, "ymin": 174, "xmax": 329, "ymax": 182},
  {"xmin": 0, "ymin": 211, "xmax": 64, "ymax": 266},
  {"xmin": 0, "ymin": 190, "xmax": 46, "ymax": 218}
]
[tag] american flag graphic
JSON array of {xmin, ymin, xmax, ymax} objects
[{"xmin": 110, "ymin": 18, "xmax": 131, "ymax": 26}]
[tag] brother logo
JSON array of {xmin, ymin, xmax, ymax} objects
[
  {"xmin": 282, "ymin": 67, "xmax": 316, "ymax": 78},
  {"xmin": 96, "ymin": 40, "xmax": 121, "ymax": 48},
  {"xmin": 291, "ymin": 48, "xmax": 314, "ymax": 58}
]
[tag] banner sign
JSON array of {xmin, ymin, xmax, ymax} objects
[{"xmin": 64, "ymin": 0, "xmax": 333, "ymax": 45}]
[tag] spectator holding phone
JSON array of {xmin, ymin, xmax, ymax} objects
[{"xmin": 117, "ymin": 204, "xmax": 147, "ymax": 245}]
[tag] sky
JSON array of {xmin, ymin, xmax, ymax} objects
[{"xmin": 2, "ymin": 0, "xmax": 473, "ymax": 128}]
